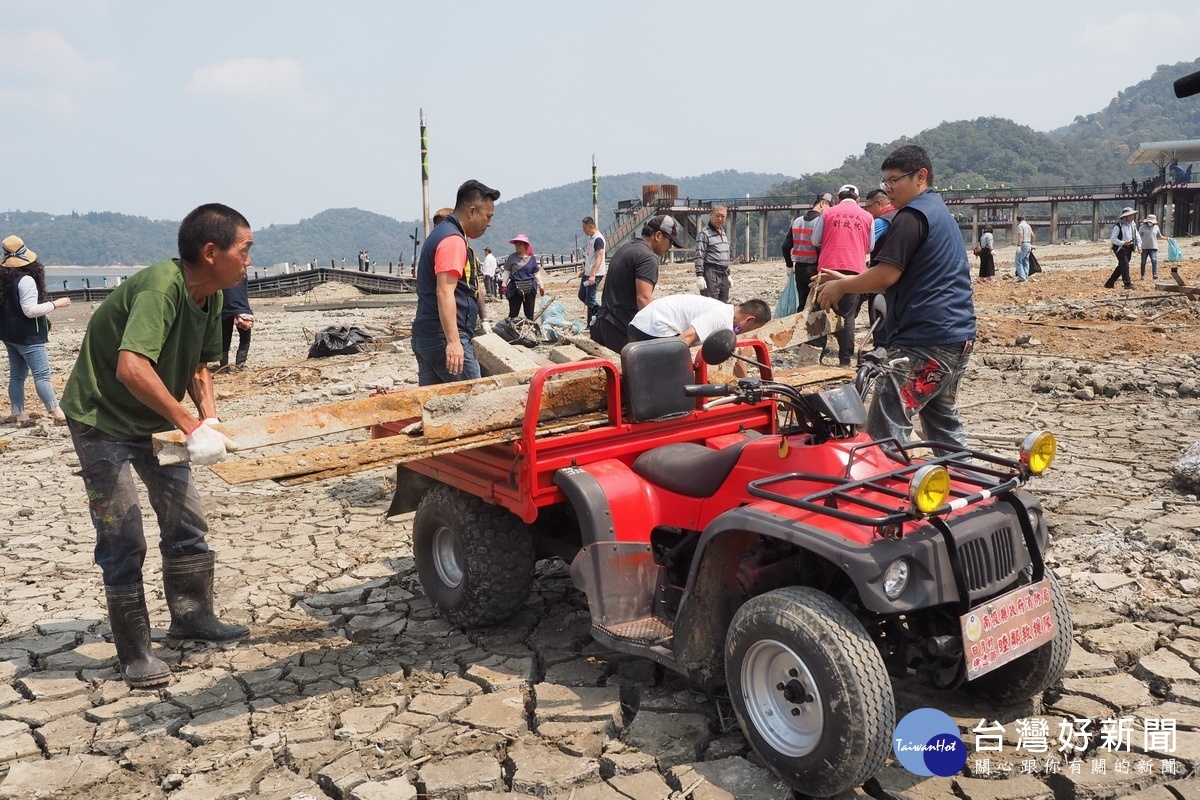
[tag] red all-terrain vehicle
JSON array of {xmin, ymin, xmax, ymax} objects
[{"xmin": 384, "ymin": 332, "xmax": 1070, "ymax": 796}]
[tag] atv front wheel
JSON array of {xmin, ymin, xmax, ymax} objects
[
  {"xmin": 725, "ymin": 587, "xmax": 895, "ymax": 797},
  {"xmin": 413, "ymin": 485, "xmax": 535, "ymax": 628},
  {"xmin": 960, "ymin": 572, "xmax": 1073, "ymax": 705}
]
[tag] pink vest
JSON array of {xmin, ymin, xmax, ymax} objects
[{"xmin": 816, "ymin": 200, "xmax": 873, "ymax": 274}]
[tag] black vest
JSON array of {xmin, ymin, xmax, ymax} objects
[
  {"xmin": 0, "ymin": 274, "xmax": 50, "ymax": 345},
  {"xmin": 412, "ymin": 215, "xmax": 479, "ymax": 341}
]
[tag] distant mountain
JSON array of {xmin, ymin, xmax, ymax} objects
[
  {"xmin": 1048, "ymin": 58, "xmax": 1200, "ymax": 176},
  {"xmin": 769, "ymin": 57, "xmax": 1200, "ymax": 200},
  {"xmin": 8, "ymin": 58, "xmax": 1198, "ymax": 266},
  {"xmin": 757, "ymin": 57, "xmax": 1200, "ymax": 248},
  {"xmin": 1, "ymin": 170, "xmax": 792, "ymax": 267},
  {"xmin": 254, "ymin": 208, "xmax": 415, "ymax": 269},
  {"xmin": 0, "ymin": 210, "xmax": 176, "ymax": 268},
  {"xmin": 472, "ymin": 169, "xmax": 795, "ymax": 257}
]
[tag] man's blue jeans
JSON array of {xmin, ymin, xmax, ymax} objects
[
  {"xmin": 5, "ymin": 341, "xmax": 59, "ymax": 415},
  {"xmin": 1014, "ymin": 243, "xmax": 1031, "ymax": 281},
  {"xmin": 412, "ymin": 333, "xmax": 481, "ymax": 386},
  {"xmin": 866, "ymin": 341, "xmax": 973, "ymax": 448},
  {"xmin": 578, "ymin": 275, "xmax": 603, "ymax": 309},
  {"xmin": 66, "ymin": 418, "xmax": 211, "ymax": 587}
]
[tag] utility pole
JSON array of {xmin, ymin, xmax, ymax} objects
[
  {"xmin": 420, "ymin": 109, "xmax": 431, "ymax": 237},
  {"xmin": 592, "ymin": 154, "xmax": 599, "ymax": 225},
  {"xmin": 745, "ymin": 194, "xmax": 751, "ymax": 261}
]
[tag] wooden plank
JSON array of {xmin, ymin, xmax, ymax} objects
[
  {"xmin": 775, "ymin": 365, "xmax": 855, "ymax": 387},
  {"xmin": 152, "ymin": 368, "xmax": 547, "ymax": 456},
  {"xmin": 214, "ymin": 412, "xmax": 609, "ymax": 485},
  {"xmin": 278, "ymin": 415, "xmax": 610, "ymax": 486},
  {"xmin": 1153, "ymin": 283, "xmax": 1200, "ymax": 296},
  {"xmin": 1021, "ymin": 319, "xmax": 1124, "ymax": 332},
  {"xmin": 747, "ymin": 312, "xmax": 809, "ymax": 351},
  {"xmin": 422, "ymin": 373, "xmax": 606, "ymax": 442},
  {"xmin": 212, "ymin": 362, "xmax": 850, "ymax": 486},
  {"xmin": 213, "ymin": 430, "xmax": 503, "ymax": 484},
  {"xmin": 1171, "ymin": 267, "xmax": 1186, "ymax": 286}
]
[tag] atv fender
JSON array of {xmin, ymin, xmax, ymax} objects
[
  {"xmin": 672, "ymin": 503, "xmax": 1032, "ymax": 682},
  {"xmin": 386, "ymin": 465, "xmax": 438, "ymax": 518},
  {"xmin": 555, "ymin": 461, "xmax": 663, "ymax": 628}
]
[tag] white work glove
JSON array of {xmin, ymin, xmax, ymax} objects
[
  {"xmin": 728, "ymin": 276, "xmax": 734, "ymax": 290},
  {"xmin": 695, "ymin": 275, "xmax": 707, "ymax": 292},
  {"xmin": 185, "ymin": 420, "xmax": 239, "ymax": 466},
  {"xmin": 480, "ymin": 318, "xmax": 493, "ymax": 335}
]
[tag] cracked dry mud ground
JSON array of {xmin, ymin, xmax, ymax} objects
[{"xmin": 1, "ymin": 239, "xmax": 1200, "ymax": 798}]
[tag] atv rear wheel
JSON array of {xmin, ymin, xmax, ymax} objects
[
  {"xmin": 413, "ymin": 485, "xmax": 535, "ymax": 628},
  {"xmin": 725, "ymin": 586, "xmax": 895, "ymax": 797},
  {"xmin": 960, "ymin": 572, "xmax": 1073, "ymax": 705}
]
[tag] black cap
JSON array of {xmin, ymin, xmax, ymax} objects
[{"xmin": 644, "ymin": 215, "xmax": 684, "ymax": 248}]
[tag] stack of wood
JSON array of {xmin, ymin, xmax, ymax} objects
[{"xmin": 152, "ymin": 312, "xmax": 850, "ymax": 486}]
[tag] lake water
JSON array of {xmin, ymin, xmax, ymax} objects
[
  {"xmin": 43, "ymin": 266, "xmax": 147, "ymax": 291},
  {"xmin": 42, "ymin": 262, "xmax": 350, "ymax": 291}
]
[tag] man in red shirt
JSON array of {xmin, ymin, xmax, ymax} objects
[{"xmin": 411, "ymin": 180, "xmax": 499, "ymax": 385}]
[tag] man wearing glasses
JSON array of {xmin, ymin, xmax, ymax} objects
[{"xmin": 814, "ymin": 145, "xmax": 976, "ymax": 448}]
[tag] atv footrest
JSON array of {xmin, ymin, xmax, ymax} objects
[{"xmin": 595, "ymin": 616, "xmax": 673, "ymax": 647}]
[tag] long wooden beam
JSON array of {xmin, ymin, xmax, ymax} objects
[
  {"xmin": 209, "ymin": 365, "xmax": 848, "ymax": 486},
  {"xmin": 151, "ymin": 368, "xmax": 551, "ymax": 457},
  {"xmin": 213, "ymin": 413, "xmax": 610, "ymax": 485}
]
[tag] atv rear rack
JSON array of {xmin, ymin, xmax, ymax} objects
[{"xmin": 746, "ymin": 439, "xmax": 1025, "ymax": 528}]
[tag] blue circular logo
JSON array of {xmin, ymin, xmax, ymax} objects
[{"xmin": 893, "ymin": 708, "xmax": 967, "ymax": 777}]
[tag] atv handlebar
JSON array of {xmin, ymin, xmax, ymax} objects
[{"xmin": 684, "ymin": 384, "xmax": 735, "ymax": 397}]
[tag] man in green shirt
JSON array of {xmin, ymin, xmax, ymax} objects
[{"xmin": 62, "ymin": 203, "xmax": 252, "ymax": 688}]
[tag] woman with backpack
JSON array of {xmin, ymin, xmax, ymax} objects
[
  {"xmin": 503, "ymin": 234, "xmax": 543, "ymax": 320},
  {"xmin": 0, "ymin": 236, "xmax": 71, "ymax": 426}
]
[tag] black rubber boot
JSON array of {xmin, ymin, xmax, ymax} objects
[
  {"xmin": 234, "ymin": 347, "xmax": 249, "ymax": 369},
  {"xmin": 105, "ymin": 584, "xmax": 171, "ymax": 688},
  {"xmin": 163, "ymin": 552, "xmax": 250, "ymax": 643}
]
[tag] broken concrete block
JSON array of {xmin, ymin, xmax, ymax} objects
[{"xmin": 474, "ymin": 332, "xmax": 543, "ymax": 375}]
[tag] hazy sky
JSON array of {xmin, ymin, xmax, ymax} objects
[{"xmin": 3, "ymin": 0, "xmax": 1198, "ymax": 228}]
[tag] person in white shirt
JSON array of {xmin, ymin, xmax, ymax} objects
[
  {"xmin": 580, "ymin": 216, "xmax": 606, "ymax": 328},
  {"xmin": 1138, "ymin": 213, "xmax": 1162, "ymax": 280},
  {"xmin": 629, "ymin": 295, "xmax": 770, "ymax": 346},
  {"xmin": 1014, "ymin": 215, "xmax": 1034, "ymax": 282},
  {"xmin": 0, "ymin": 235, "xmax": 72, "ymax": 426},
  {"xmin": 481, "ymin": 246, "xmax": 499, "ymax": 297}
]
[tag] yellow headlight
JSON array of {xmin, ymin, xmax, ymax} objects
[
  {"xmin": 909, "ymin": 465, "xmax": 950, "ymax": 515},
  {"xmin": 1020, "ymin": 431, "xmax": 1057, "ymax": 475}
]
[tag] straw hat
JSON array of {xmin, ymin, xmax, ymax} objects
[
  {"xmin": 1143, "ymin": 214, "xmax": 1157, "ymax": 224},
  {"xmin": 1119, "ymin": 207, "xmax": 1136, "ymax": 218},
  {"xmin": 1, "ymin": 235, "xmax": 36, "ymax": 268}
]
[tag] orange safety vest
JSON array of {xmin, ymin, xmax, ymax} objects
[{"xmin": 791, "ymin": 213, "xmax": 819, "ymax": 263}]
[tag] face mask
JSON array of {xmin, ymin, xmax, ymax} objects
[{"xmin": 733, "ymin": 324, "xmax": 743, "ymax": 334}]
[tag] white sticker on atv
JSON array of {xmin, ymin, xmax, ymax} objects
[{"xmin": 961, "ymin": 579, "xmax": 1057, "ymax": 680}]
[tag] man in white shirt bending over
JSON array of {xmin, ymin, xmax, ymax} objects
[{"xmin": 629, "ymin": 295, "xmax": 770, "ymax": 346}]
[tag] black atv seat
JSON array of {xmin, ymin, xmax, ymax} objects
[{"xmin": 631, "ymin": 433, "xmax": 761, "ymax": 498}]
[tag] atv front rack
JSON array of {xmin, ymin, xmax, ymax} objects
[{"xmin": 746, "ymin": 439, "xmax": 1025, "ymax": 528}]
